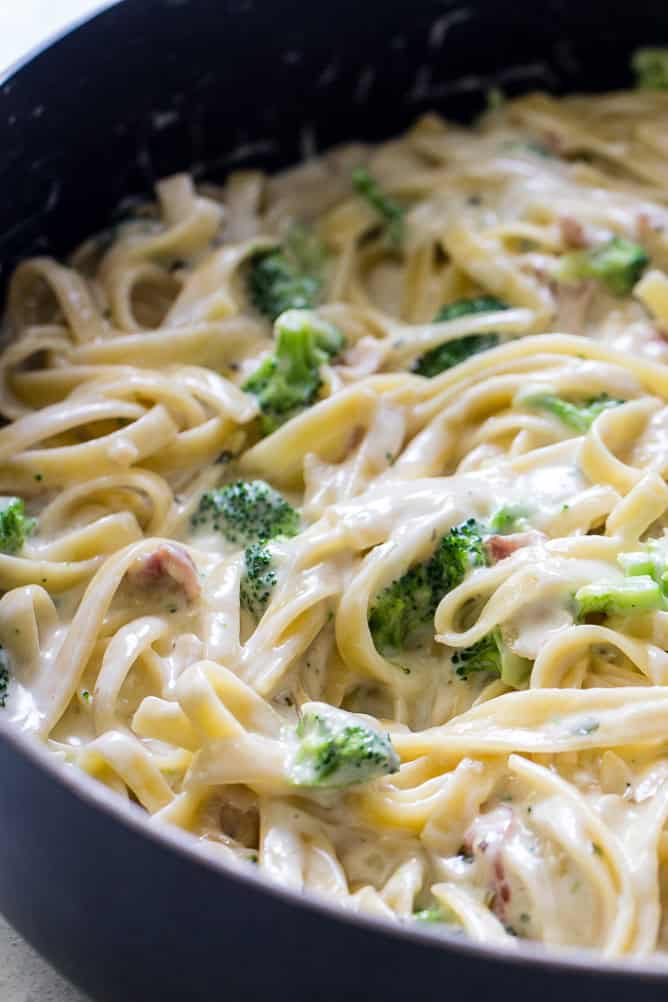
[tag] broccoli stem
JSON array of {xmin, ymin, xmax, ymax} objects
[
  {"xmin": 352, "ymin": 167, "xmax": 405, "ymax": 247},
  {"xmin": 522, "ymin": 393, "xmax": 622, "ymax": 432},
  {"xmin": 575, "ymin": 576, "xmax": 665, "ymax": 617}
]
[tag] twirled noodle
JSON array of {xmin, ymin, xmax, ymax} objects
[{"xmin": 6, "ymin": 87, "xmax": 668, "ymax": 958}]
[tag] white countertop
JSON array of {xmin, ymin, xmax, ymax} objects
[
  {"xmin": 2, "ymin": 8, "xmax": 106, "ymax": 999},
  {"xmin": 0, "ymin": 916, "xmax": 90, "ymax": 1002}
]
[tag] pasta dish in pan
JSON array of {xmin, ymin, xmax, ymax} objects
[{"xmin": 5, "ymin": 66, "xmax": 668, "ymax": 955}]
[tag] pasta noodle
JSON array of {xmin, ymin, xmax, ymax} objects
[{"xmin": 5, "ymin": 87, "xmax": 668, "ymax": 957}]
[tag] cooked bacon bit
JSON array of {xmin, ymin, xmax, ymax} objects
[
  {"xmin": 560, "ymin": 216, "xmax": 587, "ymax": 249},
  {"xmin": 464, "ymin": 806, "xmax": 515, "ymax": 922},
  {"xmin": 637, "ymin": 212, "xmax": 652, "ymax": 241},
  {"xmin": 486, "ymin": 530, "xmax": 547, "ymax": 563},
  {"xmin": 346, "ymin": 425, "xmax": 366, "ymax": 452},
  {"xmin": 554, "ymin": 280, "xmax": 595, "ymax": 336},
  {"xmin": 494, "ymin": 859, "xmax": 512, "ymax": 907},
  {"xmin": 636, "ymin": 211, "xmax": 664, "ymax": 242},
  {"xmin": 128, "ymin": 543, "xmax": 200, "ymax": 602},
  {"xmin": 541, "ymin": 130, "xmax": 563, "ymax": 155}
]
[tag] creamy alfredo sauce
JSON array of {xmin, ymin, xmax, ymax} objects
[{"xmin": 3, "ymin": 86, "xmax": 668, "ymax": 956}]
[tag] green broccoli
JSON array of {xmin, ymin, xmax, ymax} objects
[
  {"xmin": 522, "ymin": 392, "xmax": 622, "ymax": 432},
  {"xmin": 575, "ymin": 536, "xmax": 668, "ymax": 619},
  {"xmin": 575, "ymin": 576, "xmax": 666, "ymax": 617},
  {"xmin": 191, "ymin": 480, "xmax": 299, "ymax": 544},
  {"xmin": 414, "ymin": 907, "xmax": 445, "ymax": 923},
  {"xmin": 0, "ymin": 646, "xmax": 9, "ymax": 708},
  {"xmin": 240, "ymin": 542, "xmax": 277, "ymax": 619},
  {"xmin": 618, "ymin": 551, "xmax": 655, "ymax": 578},
  {"xmin": 632, "ymin": 48, "xmax": 668, "ymax": 90},
  {"xmin": 352, "ymin": 166, "xmax": 404, "ymax": 247},
  {"xmin": 242, "ymin": 309, "xmax": 345, "ymax": 435},
  {"xmin": 248, "ymin": 224, "xmax": 326, "ymax": 322},
  {"xmin": 489, "ymin": 504, "xmax": 531, "ymax": 534},
  {"xmin": 558, "ymin": 237, "xmax": 648, "ymax": 297},
  {"xmin": 0, "ymin": 498, "xmax": 35, "ymax": 555},
  {"xmin": 453, "ymin": 628, "xmax": 532, "ymax": 688},
  {"xmin": 414, "ymin": 297, "xmax": 507, "ymax": 378},
  {"xmin": 369, "ymin": 518, "xmax": 487, "ymax": 656},
  {"xmin": 619, "ymin": 540, "xmax": 668, "ymax": 586},
  {"xmin": 289, "ymin": 702, "xmax": 400, "ymax": 788}
]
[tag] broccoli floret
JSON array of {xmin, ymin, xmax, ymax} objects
[
  {"xmin": 243, "ymin": 309, "xmax": 345, "ymax": 435},
  {"xmin": 352, "ymin": 166, "xmax": 404, "ymax": 247},
  {"xmin": 558, "ymin": 237, "xmax": 648, "ymax": 297},
  {"xmin": 248, "ymin": 224, "xmax": 325, "ymax": 322},
  {"xmin": 191, "ymin": 480, "xmax": 299, "ymax": 544},
  {"xmin": 0, "ymin": 646, "xmax": 9, "ymax": 708},
  {"xmin": 489, "ymin": 504, "xmax": 531, "ymax": 534},
  {"xmin": 0, "ymin": 498, "xmax": 35, "ymax": 555},
  {"xmin": 633, "ymin": 48, "xmax": 668, "ymax": 90},
  {"xmin": 433, "ymin": 298, "xmax": 507, "ymax": 325},
  {"xmin": 240, "ymin": 541, "xmax": 277, "ymax": 619},
  {"xmin": 414, "ymin": 297, "xmax": 507, "ymax": 378},
  {"xmin": 523, "ymin": 393, "xmax": 622, "ymax": 433},
  {"xmin": 369, "ymin": 518, "xmax": 487, "ymax": 656},
  {"xmin": 453, "ymin": 628, "xmax": 532, "ymax": 688},
  {"xmin": 575, "ymin": 576, "xmax": 666, "ymax": 617},
  {"xmin": 289, "ymin": 702, "xmax": 400, "ymax": 788},
  {"xmin": 414, "ymin": 907, "xmax": 445, "ymax": 923},
  {"xmin": 453, "ymin": 633, "xmax": 499, "ymax": 678},
  {"xmin": 248, "ymin": 253, "xmax": 319, "ymax": 323}
]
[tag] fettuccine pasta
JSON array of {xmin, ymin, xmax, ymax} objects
[{"xmin": 5, "ymin": 86, "xmax": 668, "ymax": 957}]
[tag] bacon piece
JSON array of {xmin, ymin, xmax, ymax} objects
[
  {"xmin": 128, "ymin": 543, "xmax": 200, "ymax": 602},
  {"xmin": 486, "ymin": 530, "xmax": 546, "ymax": 563},
  {"xmin": 554, "ymin": 279, "xmax": 595, "ymax": 336},
  {"xmin": 541, "ymin": 130, "xmax": 564, "ymax": 156},
  {"xmin": 559, "ymin": 216, "xmax": 587, "ymax": 249},
  {"xmin": 636, "ymin": 211, "xmax": 662, "ymax": 243},
  {"xmin": 464, "ymin": 806, "xmax": 515, "ymax": 923}
]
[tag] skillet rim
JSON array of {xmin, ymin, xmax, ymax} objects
[{"xmin": 2, "ymin": 705, "xmax": 668, "ymax": 983}]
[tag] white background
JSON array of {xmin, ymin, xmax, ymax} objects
[
  {"xmin": 0, "ymin": 0, "xmax": 112, "ymax": 75},
  {"xmin": 1, "ymin": 6, "xmax": 105, "ymax": 999}
]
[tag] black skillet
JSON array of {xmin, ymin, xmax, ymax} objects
[{"xmin": 0, "ymin": 2, "xmax": 667, "ymax": 999}]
